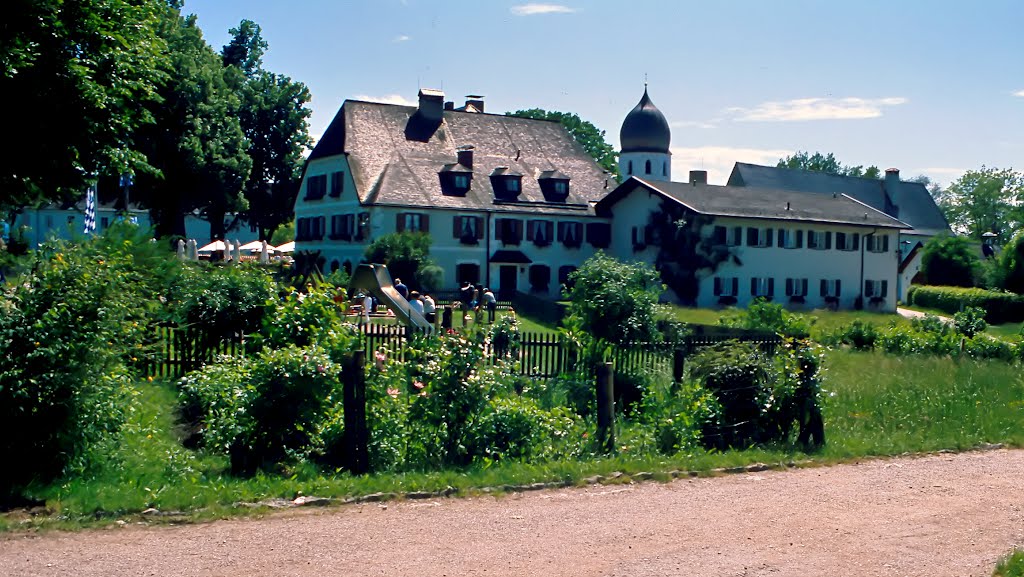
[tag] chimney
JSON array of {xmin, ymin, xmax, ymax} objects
[
  {"xmin": 465, "ymin": 94, "xmax": 485, "ymax": 113},
  {"xmin": 444, "ymin": 101, "xmax": 455, "ymax": 110},
  {"xmin": 417, "ymin": 88, "xmax": 444, "ymax": 123},
  {"xmin": 457, "ymin": 145, "xmax": 474, "ymax": 169},
  {"xmin": 689, "ymin": 170, "xmax": 708, "ymax": 185},
  {"xmin": 884, "ymin": 167, "xmax": 900, "ymax": 187}
]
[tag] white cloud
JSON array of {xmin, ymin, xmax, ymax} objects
[
  {"xmin": 510, "ymin": 4, "xmax": 577, "ymax": 16},
  {"xmin": 670, "ymin": 119, "xmax": 719, "ymax": 130},
  {"xmin": 670, "ymin": 145, "xmax": 792, "ymax": 185},
  {"xmin": 393, "ymin": 35, "xmax": 411, "ymax": 43},
  {"xmin": 1014, "ymin": 90, "xmax": 1024, "ymax": 97},
  {"xmin": 353, "ymin": 94, "xmax": 416, "ymax": 107},
  {"xmin": 726, "ymin": 97, "xmax": 908, "ymax": 122}
]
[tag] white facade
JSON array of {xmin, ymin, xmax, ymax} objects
[{"xmin": 619, "ymin": 152, "xmax": 671, "ymax": 183}]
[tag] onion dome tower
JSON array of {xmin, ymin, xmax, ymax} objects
[{"xmin": 619, "ymin": 86, "xmax": 671, "ymax": 182}]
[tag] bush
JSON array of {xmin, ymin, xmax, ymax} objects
[
  {"xmin": 179, "ymin": 346, "xmax": 344, "ymax": 474},
  {"xmin": 258, "ymin": 284, "xmax": 358, "ymax": 358},
  {"xmin": 565, "ymin": 252, "xmax": 665, "ymax": 346},
  {"xmin": 720, "ymin": 298, "xmax": 814, "ymax": 338},
  {"xmin": 919, "ymin": 235, "xmax": 979, "ymax": 287},
  {"xmin": 0, "ymin": 228, "xmax": 162, "ymax": 498},
  {"xmin": 166, "ymin": 263, "xmax": 275, "ymax": 338},
  {"xmin": 908, "ymin": 285, "xmax": 1024, "ymax": 323},
  {"xmin": 953, "ymin": 306, "xmax": 988, "ymax": 338}
]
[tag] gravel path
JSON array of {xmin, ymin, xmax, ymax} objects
[{"xmin": 2, "ymin": 449, "xmax": 1023, "ymax": 576}]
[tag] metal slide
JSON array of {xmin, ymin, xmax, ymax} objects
[{"xmin": 348, "ymin": 263, "xmax": 431, "ymax": 329}]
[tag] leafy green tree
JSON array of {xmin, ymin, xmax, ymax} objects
[
  {"xmin": 999, "ymin": 231, "xmax": 1024, "ymax": 294},
  {"xmin": 777, "ymin": 151, "xmax": 881, "ymax": 179},
  {"xmin": 221, "ymin": 21, "xmax": 313, "ymax": 240},
  {"xmin": 133, "ymin": 7, "xmax": 252, "ymax": 240},
  {"xmin": 940, "ymin": 166, "xmax": 1024, "ymax": 240},
  {"xmin": 0, "ymin": 0, "xmax": 168, "ymax": 213},
  {"xmin": 564, "ymin": 252, "xmax": 664, "ymax": 345},
  {"xmin": 270, "ymin": 220, "xmax": 295, "ymax": 246},
  {"xmin": 363, "ymin": 232, "xmax": 433, "ymax": 289},
  {"xmin": 506, "ymin": 109, "xmax": 619, "ymax": 178},
  {"xmin": 919, "ymin": 235, "xmax": 980, "ymax": 287}
]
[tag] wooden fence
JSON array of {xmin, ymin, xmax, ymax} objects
[{"xmin": 145, "ymin": 321, "xmax": 782, "ymax": 380}]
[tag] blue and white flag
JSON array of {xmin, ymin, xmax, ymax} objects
[{"xmin": 83, "ymin": 184, "xmax": 97, "ymax": 234}]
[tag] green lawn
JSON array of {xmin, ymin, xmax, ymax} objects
[{"xmin": 667, "ymin": 304, "xmax": 912, "ymax": 339}]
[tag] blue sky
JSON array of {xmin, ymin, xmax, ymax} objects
[{"xmin": 184, "ymin": 0, "xmax": 1023, "ymax": 186}]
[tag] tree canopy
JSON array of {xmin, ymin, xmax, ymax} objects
[
  {"xmin": 363, "ymin": 232, "xmax": 434, "ymax": 290},
  {"xmin": 777, "ymin": 151, "xmax": 881, "ymax": 179},
  {"xmin": 564, "ymin": 252, "xmax": 664, "ymax": 345},
  {"xmin": 506, "ymin": 109, "xmax": 619, "ymax": 178},
  {"xmin": 0, "ymin": 0, "xmax": 169, "ymax": 213},
  {"xmin": 919, "ymin": 235, "xmax": 979, "ymax": 287},
  {"xmin": 939, "ymin": 166, "xmax": 1024, "ymax": 241}
]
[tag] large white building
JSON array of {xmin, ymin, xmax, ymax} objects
[{"xmin": 293, "ymin": 86, "xmax": 950, "ymax": 311}]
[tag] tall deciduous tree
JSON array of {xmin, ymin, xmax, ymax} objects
[
  {"xmin": 940, "ymin": 166, "xmax": 1024, "ymax": 240},
  {"xmin": 221, "ymin": 21, "xmax": 313, "ymax": 241},
  {"xmin": 777, "ymin": 151, "xmax": 881, "ymax": 179},
  {"xmin": 133, "ymin": 7, "xmax": 251, "ymax": 240},
  {"xmin": 506, "ymin": 109, "xmax": 619, "ymax": 178},
  {"xmin": 0, "ymin": 0, "xmax": 168, "ymax": 213},
  {"xmin": 919, "ymin": 235, "xmax": 979, "ymax": 287}
]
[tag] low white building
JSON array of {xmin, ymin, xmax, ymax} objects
[{"xmin": 596, "ymin": 175, "xmax": 908, "ymax": 312}]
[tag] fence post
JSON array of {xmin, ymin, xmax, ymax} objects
[
  {"xmin": 596, "ymin": 362, "xmax": 615, "ymax": 453},
  {"xmin": 343, "ymin": 350, "xmax": 369, "ymax": 474},
  {"xmin": 672, "ymin": 347, "xmax": 686, "ymax": 386}
]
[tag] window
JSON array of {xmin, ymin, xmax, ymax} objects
[
  {"xmin": 454, "ymin": 174, "xmax": 469, "ymax": 189},
  {"xmin": 305, "ymin": 174, "xmax": 327, "ymax": 200},
  {"xmin": 785, "ymin": 278, "xmax": 809, "ymax": 297},
  {"xmin": 866, "ymin": 234, "xmax": 889, "ymax": 253},
  {"xmin": 751, "ymin": 277, "xmax": 774, "ymax": 298},
  {"xmin": 713, "ymin": 277, "xmax": 738, "ymax": 297},
  {"xmin": 494, "ymin": 218, "xmax": 522, "ymax": 245},
  {"xmin": 331, "ymin": 214, "xmax": 354, "ymax": 240},
  {"xmin": 553, "ymin": 181, "xmax": 567, "ymax": 195},
  {"xmin": 558, "ymin": 265, "xmax": 577, "ymax": 289},
  {"xmin": 586, "ymin": 222, "xmax": 611, "ymax": 248},
  {"xmin": 807, "ymin": 230, "xmax": 831, "ymax": 250},
  {"xmin": 645, "ymin": 160, "xmax": 652, "ymax": 174},
  {"xmin": 631, "ymin": 225, "xmax": 646, "ymax": 249},
  {"xmin": 712, "ymin": 225, "xmax": 743, "ymax": 246},
  {"xmin": 865, "ymin": 279, "xmax": 888, "ymax": 299},
  {"xmin": 507, "ymin": 179, "xmax": 520, "ymax": 192},
  {"xmin": 746, "ymin": 227, "xmax": 774, "ymax": 248},
  {"xmin": 396, "ymin": 212, "xmax": 428, "ymax": 233},
  {"xmin": 313, "ymin": 216, "xmax": 325, "ymax": 239},
  {"xmin": 457, "ymin": 263, "xmax": 481, "ymax": 285},
  {"xmin": 526, "ymin": 219, "xmax": 553, "ymax": 246},
  {"xmin": 820, "ymin": 279, "xmax": 842, "ymax": 298},
  {"xmin": 529, "ymin": 264, "xmax": 551, "ymax": 292},
  {"xmin": 558, "ymin": 221, "xmax": 582, "ymax": 248},
  {"xmin": 454, "ymin": 215, "xmax": 482, "ymax": 243},
  {"xmin": 835, "ymin": 232, "xmax": 860, "ymax": 251},
  {"xmin": 357, "ymin": 212, "xmax": 370, "ymax": 240},
  {"xmin": 778, "ymin": 229, "xmax": 803, "ymax": 249},
  {"xmin": 329, "ymin": 171, "xmax": 344, "ymax": 197},
  {"xmin": 297, "ymin": 217, "xmax": 310, "ymax": 241}
]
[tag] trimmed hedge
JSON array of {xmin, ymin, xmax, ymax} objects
[{"xmin": 908, "ymin": 285, "xmax": 1024, "ymax": 324}]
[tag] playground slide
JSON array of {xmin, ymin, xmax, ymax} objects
[{"xmin": 348, "ymin": 263, "xmax": 432, "ymax": 330}]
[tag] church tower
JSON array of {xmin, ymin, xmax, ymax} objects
[{"xmin": 619, "ymin": 86, "xmax": 671, "ymax": 182}]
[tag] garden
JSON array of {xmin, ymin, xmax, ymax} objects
[{"xmin": 1, "ymin": 226, "xmax": 1023, "ymax": 537}]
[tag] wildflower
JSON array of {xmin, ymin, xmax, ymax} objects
[
  {"xmin": 375, "ymin": 350, "xmax": 387, "ymax": 370},
  {"xmin": 387, "ymin": 387, "xmax": 399, "ymax": 399},
  {"xmin": 413, "ymin": 380, "xmax": 424, "ymax": 390}
]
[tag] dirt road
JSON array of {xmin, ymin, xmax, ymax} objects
[{"xmin": 2, "ymin": 449, "xmax": 1023, "ymax": 576}]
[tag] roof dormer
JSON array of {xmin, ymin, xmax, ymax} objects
[
  {"xmin": 439, "ymin": 162, "xmax": 472, "ymax": 196},
  {"xmin": 538, "ymin": 170, "xmax": 570, "ymax": 202},
  {"xmin": 490, "ymin": 167, "xmax": 523, "ymax": 201}
]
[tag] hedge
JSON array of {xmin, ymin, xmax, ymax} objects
[{"xmin": 908, "ymin": 285, "xmax": 1024, "ymax": 324}]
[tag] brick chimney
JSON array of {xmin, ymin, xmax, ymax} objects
[{"xmin": 457, "ymin": 145, "xmax": 474, "ymax": 169}]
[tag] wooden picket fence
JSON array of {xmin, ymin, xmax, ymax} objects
[{"xmin": 144, "ymin": 321, "xmax": 782, "ymax": 380}]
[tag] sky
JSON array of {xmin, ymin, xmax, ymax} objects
[{"xmin": 183, "ymin": 0, "xmax": 1023, "ymax": 187}]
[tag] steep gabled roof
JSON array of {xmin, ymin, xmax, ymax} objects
[
  {"xmin": 728, "ymin": 162, "xmax": 950, "ymax": 235},
  {"xmin": 305, "ymin": 99, "xmax": 613, "ymax": 216},
  {"xmin": 596, "ymin": 177, "xmax": 909, "ymax": 229}
]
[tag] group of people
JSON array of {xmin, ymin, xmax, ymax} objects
[{"xmin": 350, "ymin": 277, "xmax": 498, "ymax": 328}]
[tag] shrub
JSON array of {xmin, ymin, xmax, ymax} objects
[
  {"xmin": 652, "ymin": 381, "xmax": 722, "ymax": 455},
  {"xmin": 919, "ymin": 235, "xmax": 980, "ymax": 287},
  {"xmin": 258, "ymin": 284, "xmax": 358, "ymax": 359},
  {"xmin": 720, "ymin": 298, "xmax": 814, "ymax": 337},
  {"xmin": 565, "ymin": 252, "xmax": 665, "ymax": 346},
  {"xmin": 165, "ymin": 263, "xmax": 275, "ymax": 338},
  {"xmin": 688, "ymin": 341, "xmax": 772, "ymax": 448},
  {"xmin": 467, "ymin": 397, "xmax": 584, "ymax": 462},
  {"xmin": 953, "ymin": 306, "xmax": 988, "ymax": 338},
  {"xmin": 179, "ymin": 346, "xmax": 344, "ymax": 474},
  {"xmin": 909, "ymin": 285, "xmax": 1024, "ymax": 323},
  {"xmin": 0, "ymin": 228, "xmax": 160, "ymax": 498}
]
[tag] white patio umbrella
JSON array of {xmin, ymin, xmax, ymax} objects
[
  {"xmin": 197, "ymin": 240, "xmax": 228, "ymax": 254},
  {"xmin": 237, "ymin": 240, "xmax": 265, "ymax": 253},
  {"xmin": 275, "ymin": 241, "xmax": 295, "ymax": 254}
]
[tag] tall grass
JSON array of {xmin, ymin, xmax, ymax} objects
[
  {"xmin": 823, "ymin": 350, "xmax": 1024, "ymax": 457},
  {"xmin": 994, "ymin": 550, "xmax": 1024, "ymax": 577}
]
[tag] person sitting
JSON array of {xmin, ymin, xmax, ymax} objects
[
  {"xmin": 422, "ymin": 292, "xmax": 437, "ymax": 326},
  {"xmin": 408, "ymin": 291, "xmax": 424, "ymax": 317}
]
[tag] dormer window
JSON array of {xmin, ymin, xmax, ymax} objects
[
  {"xmin": 490, "ymin": 167, "xmax": 523, "ymax": 201},
  {"xmin": 439, "ymin": 162, "xmax": 472, "ymax": 196},
  {"xmin": 538, "ymin": 169, "xmax": 570, "ymax": 202}
]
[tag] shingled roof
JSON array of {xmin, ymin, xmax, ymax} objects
[
  {"xmin": 728, "ymin": 162, "xmax": 950, "ymax": 236},
  {"xmin": 306, "ymin": 98, "xmax": 613, "ymax": 216},
  {"xmin": 596, "ymin": 177, "xmax": 910, "ymax": 229}
]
